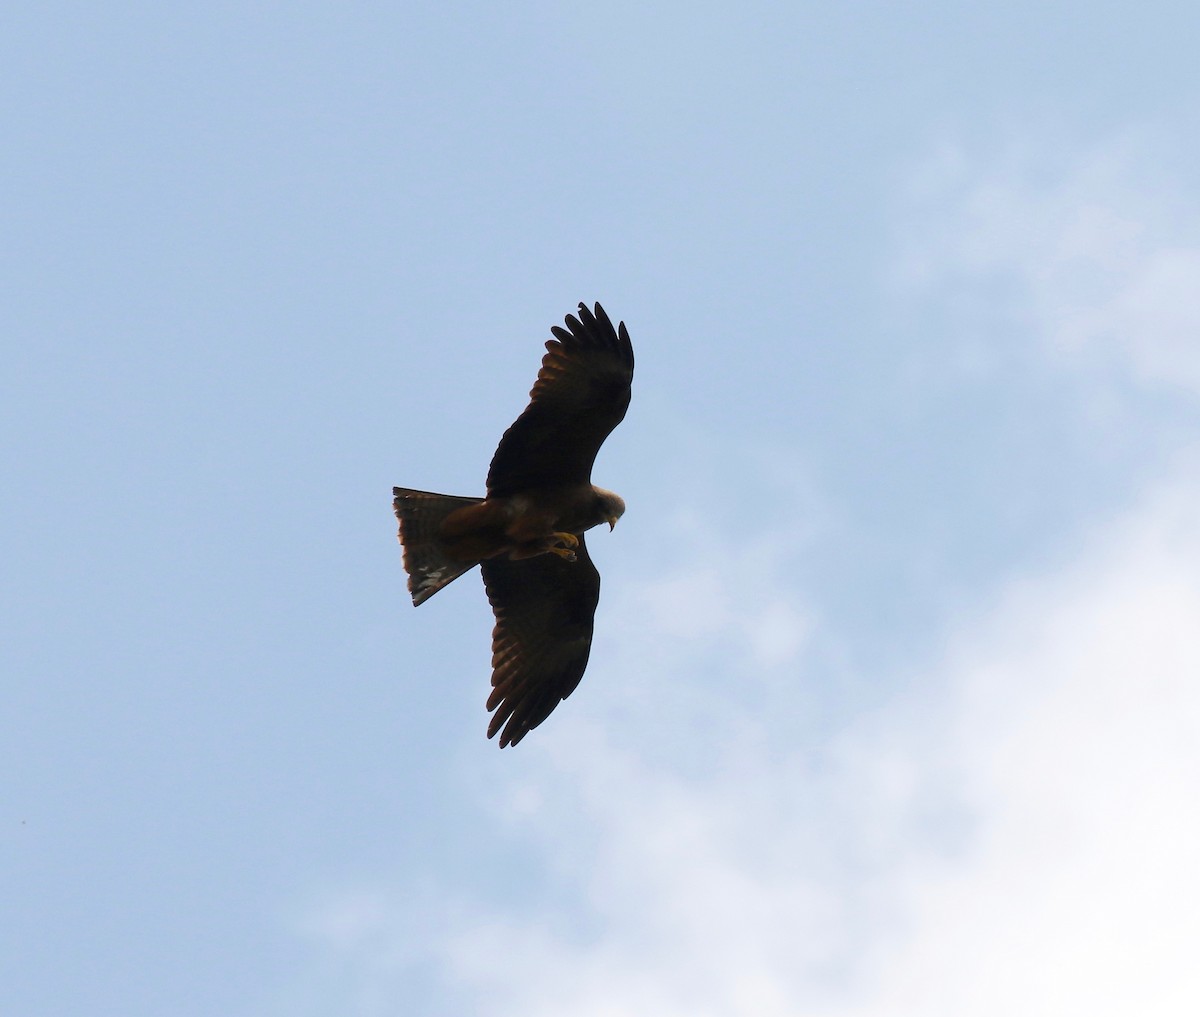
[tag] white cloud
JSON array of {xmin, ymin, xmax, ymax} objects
[
  {"xmin": 292, "ymin": 464, "xmax": 1200, "ymax": 1016},
  {"xmin": 870, "ymin": 473, "xmax": 1200, "ymax": 1016},
  {"xmin": 434, "ymin": 472, "xmax": 1200, "ymax": 1017}
]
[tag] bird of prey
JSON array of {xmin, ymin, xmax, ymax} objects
[{"xmin": 393, "ymin": 302, "xmax": 634, "ymax": 747}]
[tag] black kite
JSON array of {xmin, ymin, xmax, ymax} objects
[{"xmin": 393, "ymin": 302, "xmax": 634, "ymax": 747}]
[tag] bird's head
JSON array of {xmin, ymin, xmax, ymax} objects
[{"xmin": 593, "ymin": 487, "xmax": 626, "ymax": 531}]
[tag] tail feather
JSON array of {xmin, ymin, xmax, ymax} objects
[{"xmin": 393, "ymin": 487, "xmax": 484, "ymax": 605}]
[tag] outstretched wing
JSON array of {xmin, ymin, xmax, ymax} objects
[
  {"xmin": 486, "ymin": 302, "xmax": 634, "ymax": 497},
  {"xmin": 480, "ymin": 535, "xmax": 601, "ymax": 747}
]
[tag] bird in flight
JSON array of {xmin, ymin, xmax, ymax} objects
[{"xmin": 394, "ymin": 302, "xmax": 634, "ymax": 747}]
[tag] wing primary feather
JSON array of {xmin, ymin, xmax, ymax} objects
[
  {"xmin": 617, "ymin": 321, "xmax": 633, "ymax": 366},
  {"xmin": 587, "ymin": 303, "xmax": 611, "ymax": 342}
]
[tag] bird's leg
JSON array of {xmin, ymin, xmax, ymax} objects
[
  {"xmin": 511, "ymin": 544, "xmax": 577, "ymax": 562},
  {"xmin": 507, "ymin": 531, "xmax": 578, "ymax": 561},
  {"xmin": 547, "ymin": 531, "xmax": 579, "ymax": 561}
]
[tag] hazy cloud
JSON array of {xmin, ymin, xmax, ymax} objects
[
  {"xmin": 896, "ymin": 134, "xmax": 1200, "ymax": 394},
  {"xmin": 295, "ymin": 462, "xmax": 1200, "ymax": 1015}
]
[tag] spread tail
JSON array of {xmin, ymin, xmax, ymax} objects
[{"xmin": 393, "ymin": 487, "xmax": 485, "ymax": 605}]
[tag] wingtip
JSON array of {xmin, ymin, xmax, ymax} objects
[
  {"xmin": 563, "ymin": 301, "xmax": 630, "ymax": 355},
  {"xmin": 487, "ymin": 718, "xmax": 523, "ymax": 748}
]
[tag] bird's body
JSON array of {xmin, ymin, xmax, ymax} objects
[
  {"xmin": 393, "ymin": 302, "xmax": 633, "ymax": 747},
  {"xmin": 439, "ymin": 483, "xmax": 624, "ymax": 563}
]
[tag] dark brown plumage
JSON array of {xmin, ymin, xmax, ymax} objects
[{"xmin": 393, "ymin": 302, "xmax": 633, "ymax": 746}]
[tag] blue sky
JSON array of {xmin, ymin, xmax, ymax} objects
[{"xmin": 5, "ymin": 3, "xmax": 1200, "ymax": 1014}]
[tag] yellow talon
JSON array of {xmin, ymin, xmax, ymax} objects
[
  {"xmin": 553, "ymin": 531, "xmax": 579, "ymax": 548},
  {"xmin": 549, "ymin": 546, "xmax": 577, "ymax": 562}
]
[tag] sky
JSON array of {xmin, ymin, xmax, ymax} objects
[{"xmin": 4, "ymin": 3, "xmax": 1200, "ymax": 1014}]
